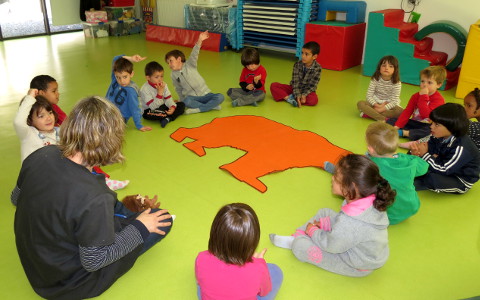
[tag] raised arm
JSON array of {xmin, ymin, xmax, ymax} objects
[{"xmin": 13, "ymin": 90, "xmax": 38, "ymax": 139}]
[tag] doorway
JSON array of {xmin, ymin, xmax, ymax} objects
[{"xmin": 0, "ymin": 0, "xmax": 81, "ymax": 40}]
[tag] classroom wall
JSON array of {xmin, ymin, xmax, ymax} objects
[
  {"xmin": 49, "ymin": 0, "xmax": 480, "ymax": 62},
  {"xmin": 153, "ymin": 0, "xmax": 480, "ymax": 61}
]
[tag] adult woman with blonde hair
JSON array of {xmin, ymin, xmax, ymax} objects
[{"xmin": 13, "ymin": 96, "xmax": 173, "ymax": 300}]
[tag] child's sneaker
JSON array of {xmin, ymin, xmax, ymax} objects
[
  {"xmin": 232, "ymin": 100, "xmax": 239, "ymax": 107},
  {"xmin": 212, "ymin": 105, "xmax": 222, "ymax": 110},
  {"xmin": 251, "ymin": 101, "xmax": 258, "ymax": 107},
  {"xmin": 185, "ymin": 108, "xmax": 200, "ymax": 115},
  {"xmin": 160, "ymin": 117, "xmax": 170, "ymax": 128},
  {"xmin": 106, "ymin": 178, "xmax": 129, "ymax": 191},
  {"xmin": 285, "ymin": 94, "xmax": 298, "ymax": 107},
  {"xmin": 360, "ymin": 112, "xmax": 371, "ymax": 119}
]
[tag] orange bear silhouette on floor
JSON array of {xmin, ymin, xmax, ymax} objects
[{"xmin": 170, "ymin": 115, "xmax": 351, "ymax": 193}]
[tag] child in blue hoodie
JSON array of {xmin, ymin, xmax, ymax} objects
[{"xmin": 106, "ymin": 54, "xmax": 152, "ymax": 132}]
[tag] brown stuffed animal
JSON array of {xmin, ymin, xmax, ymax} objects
[{"xmin": 122, "ymin": 194, "xmax": 160, "ymax": 213}]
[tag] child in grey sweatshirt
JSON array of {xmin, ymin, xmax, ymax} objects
[
  {"xmin": 164, "ymin": 30, "xmax": 224, "ymax": 114},
  {"xmin": 270, "ymin": 154, "xmax": 396, "ymax": 277}
]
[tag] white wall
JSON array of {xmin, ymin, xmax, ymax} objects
[
  {"xmin": 155, "ymin": 0, "xmax": 192, "ymax": 28},
  {"xmin": 50, "ymin": 0, "xmax": 81, "ymax": 25}
]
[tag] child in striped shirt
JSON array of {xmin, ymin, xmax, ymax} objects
[{"xmin": 357, "ymin": 55, "xmax": 403, "ymax": 121}]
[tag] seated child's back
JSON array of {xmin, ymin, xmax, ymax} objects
[{"xmin": 366, "ymin": 122, "xmax": 428, "ymax": 224}]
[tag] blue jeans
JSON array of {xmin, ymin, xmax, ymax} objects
[
  {"xmin": 114, "ymin": 201, "xmax": 173, "ymax": 254},
  {"xmin": 197, "ymin": 263, "xmax": 283, "ymax": 299},
  {"xmin": 183, "ymin": 93, "xmax": 224, "ymax": 112}
]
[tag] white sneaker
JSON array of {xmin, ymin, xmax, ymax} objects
[{"xmin": 185, "ymin": 108, "xmax": 200, "ymax": 115}]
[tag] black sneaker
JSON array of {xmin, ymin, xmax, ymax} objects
[{"xmin": 160, "ymin": 118, "xmax": 170, "ymax": 128}]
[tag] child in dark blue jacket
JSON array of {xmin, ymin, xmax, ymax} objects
[{"xmin": 411, "ymin": 103, "xmax": 480, "ymax": 193}]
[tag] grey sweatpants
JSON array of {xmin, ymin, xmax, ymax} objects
[
  {"xmin": 227, "ymin": 88, "xmax": 265, "ymax": 106},
  {"xmin": 291, "ymin": 208, "xmax": 373, "ymax": 277}
]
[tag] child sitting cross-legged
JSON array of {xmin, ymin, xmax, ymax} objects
[
  {"xmin": 411, "ymin": 103, "xmax": 480, "ymax": 193},
  {"xmin": 139, "ymin": 61, "xmax": 185, "ymax": 128},
  {"xmin": 106, "ymin": 54, "xmax": 152, "ymax": 132},
  {"xmin": 387, "ymin": 66, "xmax": 446, "ymax": 140},
  {"xmin": 365, "ymin": 122, "xmax": 428, "ymax": 224},
  {"xmin": 227, "ymin": 47, "xmax": 267, "ymax": 107},
  {"xmin": 357, "ymin": 55, "xmax": 403, "ymax": 121},
  {"xmin": 165, "ymin": 30, "xmax": 224, "ymax": 114},
  {"xmin": 270, "ymin": 41, "xmax": 322, "ymax": 108}
]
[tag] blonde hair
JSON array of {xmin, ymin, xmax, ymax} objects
[
  {"xmin": 365, "ymin": 122, "xmax": 398, "ymax": 155},
  {"xmin": 59, "ymin": 96, "xmax": 125, "ymax": 167},
  {"xmin": 420, "ymin": 66, "xmax": 447, "ymax": 85}
]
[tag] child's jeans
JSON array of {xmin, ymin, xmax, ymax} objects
[{"xmin": 183, "ymin": 93, "xmax": 224, "ymax": 112}]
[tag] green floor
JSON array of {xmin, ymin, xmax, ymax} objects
[{"xmin": 1, "ymin": 32, "xmax": 479, "ymax": 300}]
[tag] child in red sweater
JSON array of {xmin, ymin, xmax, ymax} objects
[{"xmin": 387, "ymin": 66, "xmax": 446, "ymax": 140}]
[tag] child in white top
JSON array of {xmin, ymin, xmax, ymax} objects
[
  {"xmin": 14, "ymin": 89, "xmax": 59, "ymax": 161},
  {"xmin": 139, "ymin": 61, "xmax": 185, "ymax": 128},
  {"xmin": 357, "ymin": 55, "xmax": 403, "ymax": 121},
  {"xmin": 13, "ymin": 90, "xmax": 128, "ymax": 190}
]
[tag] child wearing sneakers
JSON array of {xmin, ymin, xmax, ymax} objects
[
  {"xmin": 270, "ymin": 41, "xmax": 321, "ymax": 108},
  {"xmin": 270, "ymin": 154, "xmax": 395, "ymax": 277},
  {"xmin": 387, "ymin": 66, "xmax": 446, "ymax": 140},
  {"xmin": 165, "ymin": 30, "xmax": 224, "ymax": 114},
  {"xmin": 357, "ymin": 55, "xmax": 403, "ymax": 121},
  {"xmin": 139, "ymin": 61, "xmax": 185, "ymax": 128},
  {"xmin": 227, "ymin": 47, "xmax": 267, "ymax": 107},
  {"xmin": 366, "ymin": 122, "xmax": 428, "ymax": 224},
  {"xmin": 106, "ymin": 54, "xmax": 152, "ymax": 132}
]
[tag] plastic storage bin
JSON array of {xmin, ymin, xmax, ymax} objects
[
  {"xmin": 105, "ymin": 6, "xmax": 136, "ymax": 21},
  {"xmin": 83, "ymin": 22, "xmax": 110, "ymax": 38},
  {"xmin": 109, "ymin": 19, "xmax": 143, "ymax": 36},
  {"xmin": 85, "ymin": 10, "xmax": 108, "ymax": 23}
]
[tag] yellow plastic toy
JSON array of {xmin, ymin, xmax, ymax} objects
[{"xmin": 456, "ymin": 20, "xmax": 480, "ymax": 99}]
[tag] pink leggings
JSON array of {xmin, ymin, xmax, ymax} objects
[{"xmin": 270, "ymin": 82, "xmax": 318, "ymax": 106}]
